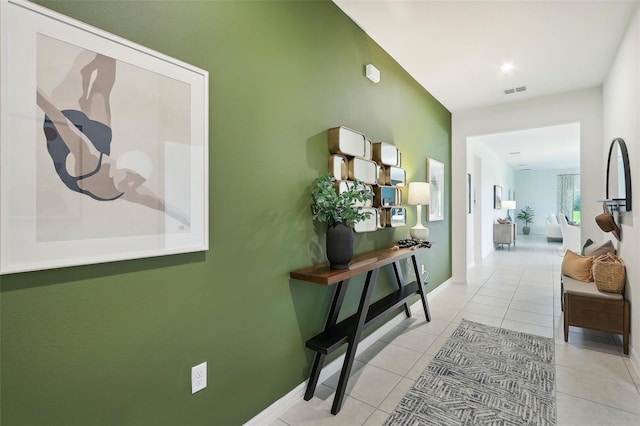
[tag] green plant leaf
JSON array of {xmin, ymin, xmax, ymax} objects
[
  {"xmin": 310, "ymin": 173, "xmax": 373, "ymax": 228},
  {"xmin": 515, "ymin": 205, "xmax": 535, "ymax": 226}
]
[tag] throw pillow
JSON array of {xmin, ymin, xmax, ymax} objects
[
  {"xmin": 561, "ymin": 250, "xmax": 594, "ymax": 282},
  {"xmin": 584, "ymin": 240, "xmax": 616, "ymax": 258}
]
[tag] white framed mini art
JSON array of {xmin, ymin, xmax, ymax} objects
[{"xmin": 427, "ymin": 158, "xmax": 444, "ymax": 222}]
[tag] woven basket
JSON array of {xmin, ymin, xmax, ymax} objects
[{"xmin": 592, "ymin": 253, "xmax": 626, "ymax": 293}]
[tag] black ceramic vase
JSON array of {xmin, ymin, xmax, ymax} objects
[{"xmin": 326, "ymin": 221, "xmax": 354, "ymax": 270}]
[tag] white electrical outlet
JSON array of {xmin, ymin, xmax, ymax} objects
[{"xmin": 191, "ymin": 362, "xmax": 207, "ymax": 394}]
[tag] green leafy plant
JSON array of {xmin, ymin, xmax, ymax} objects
[
  {"xmin": 516, "ymin": 206, "xmax": 535, "ymax": 227},
  {"xmin": 311, "ymin": 173, "xmax": 373, "ymax": 228}
]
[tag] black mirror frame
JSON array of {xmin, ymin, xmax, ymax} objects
[{"xmin": 605, "ymin": 137, "xmax": 632, "ymax": 212}]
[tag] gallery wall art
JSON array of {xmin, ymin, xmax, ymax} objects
[
  {"xmin": 494, "ymin": 185, "xmax": 502, "ymax": 209},
  {"xmin": 427, "ymin": 158, "xmax": 444, "ymax": 221},
  {"xmin": 0, "ymin": 0, "xmax": 209, "ymax": 273}
]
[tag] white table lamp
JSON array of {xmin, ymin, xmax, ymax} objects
[
  {"xmin": 501, "ymin": 200, "xmax": 516, "ymax": 222},
  {"xmin": 408, "ymin": 182, "xmax": 430, "ymax": 240}
]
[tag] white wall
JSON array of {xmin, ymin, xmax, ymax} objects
[
  {"xmin": 516, "ymin": 168, "xmax": 580, "ymax": 236},
  {"xmin": 602, "ymin": 3, "xmax": 640, "ymax": 372},
  {"xmin": 467, "ymin": 138, "xmax": 516, "ymax": 263},
  {"xmin": 452, "ymin": 88, "xmax": 603, "ymax": 283}
]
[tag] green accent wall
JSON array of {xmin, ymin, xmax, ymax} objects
[{"xmin": 0, "ymin": 1, "xmax": 451, "ymax": 424}]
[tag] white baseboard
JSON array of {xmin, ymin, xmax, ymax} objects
[
  {"xmin": 243, "ymin": 304, "xmax": 414, "ymax": 426},
  {"xmin": 629, "ymin": 345, "xmax": 640, "ymax": 379},
  {"xmin": 427, "ymin": 277, "xmax": 452, "ymax": 297}
]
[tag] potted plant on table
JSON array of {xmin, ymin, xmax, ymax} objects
[
  {"xmin": 311, "ymin": 173, "xmax": 373, "ymax": 269},
  {"xmin": 516, "ymin": 206, "xmax": 535, "ymax": 235}
]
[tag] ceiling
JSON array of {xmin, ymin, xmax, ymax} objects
[
  {"xmin": 333, "ymin": 0, "xmax": 638, "ymax": 170},
  {"xmin": 469, "ymin": 122, "xmax": 580, "ymax": 170}
]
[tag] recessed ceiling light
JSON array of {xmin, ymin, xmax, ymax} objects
[
  {"xmin": 509, "ymin": 151, "xmax": 520, "ymax": 155},
  {"xmin": 500, "ymin": 62, "xmax": 514, "ymax": 73}
]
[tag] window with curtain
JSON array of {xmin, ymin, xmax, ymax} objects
[{"xmin": 558, "ymin": 174, "xmax": 581, "ymax": 224}]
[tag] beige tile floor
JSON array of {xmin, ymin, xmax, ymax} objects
[{"xmin": 272, "ymin": 236, "xmax": 640, "ymax": 426}]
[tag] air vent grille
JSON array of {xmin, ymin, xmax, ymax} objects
[{"xmin": 504, "ymin": 86, "xmax": 527, "ymax": 95}]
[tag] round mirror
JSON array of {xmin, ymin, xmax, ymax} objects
[{"xmin": 606, "ymin": 138, "xmax": 631, "ymax": 211}]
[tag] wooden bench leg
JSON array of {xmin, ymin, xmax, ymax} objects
[
  {"xmin": 623, "ymin": 300, "xmax": 630, "ymax": 355},
  {"xmin": 563, "ymin": 293, "xmax": 569, "ymax": 343}
]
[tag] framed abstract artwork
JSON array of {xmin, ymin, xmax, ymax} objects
[
  {"xmin": 427, "ymin": 158, "xmax": 444, "ymax": 221},
  {"xmin": 494, "ymin": 185, "xmax": 502, "ymax": 209},
  {"xmin": 0, "ymin": 0, "xmax": 209, "ymax": 273}
]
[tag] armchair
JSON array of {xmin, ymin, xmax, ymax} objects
[{"xmin": 558, "ymin": 214, "xmax": 581, "ymax": 253}]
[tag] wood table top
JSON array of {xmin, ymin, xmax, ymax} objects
[{"xmin": 290, "ymin": 246, "xmax": 427, "ymax": 285}]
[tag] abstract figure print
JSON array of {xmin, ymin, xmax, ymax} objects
[{"xmin": 35, "ymin": 34, "xmax": 192, "ymax": 242}]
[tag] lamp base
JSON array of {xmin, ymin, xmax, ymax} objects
[{"xmin": 410, "ymin": 226, "xmax": 429, "ymax": 241}]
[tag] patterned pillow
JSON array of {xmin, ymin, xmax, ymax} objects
[
  {"xmin": 584, "ymin": 240, "xmax": 616, "ymax": 258},
  {"xmin": 562, "ymin": 250, "xmax": 594, "ymax": 282}
]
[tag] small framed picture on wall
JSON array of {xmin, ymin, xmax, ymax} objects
[
  {"xmin": 494, "ymin": 185, "xmax": 502, "ymax": 209},
  {"xmin": 427, "ymin": 158, "xmax": 444, "ymax": 221}
]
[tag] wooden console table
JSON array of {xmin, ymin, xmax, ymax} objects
[{"xmin": 290, "ymin": 246, "xmax": 431, "ymax": 414}]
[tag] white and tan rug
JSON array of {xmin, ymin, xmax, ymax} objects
[{"xmin": 385, "ymin": 319, "xmax": 556, "ymax": 425}]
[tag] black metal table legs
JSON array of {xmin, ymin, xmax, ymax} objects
[{"xmin": 303, "ymin": 254, "xmax": 431, "ymax": 414}]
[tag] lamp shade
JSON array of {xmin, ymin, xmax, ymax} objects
[
  {"xmin": 501, "ymin": 200, "xmax": 516, "ymax": 210},
  {"xmin": 408, "ymin": 182, "xmax": 430, "ymax": 205}
]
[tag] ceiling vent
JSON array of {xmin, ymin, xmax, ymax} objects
[{"xmin": 504, "ymin": 86, "xmax": 527, "ymax": 95}]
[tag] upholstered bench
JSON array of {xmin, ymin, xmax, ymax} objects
[{"xmin": 562, "ymin": 275, "xmax": 630, "ymax": 354}]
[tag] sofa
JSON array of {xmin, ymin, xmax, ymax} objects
[{"xmin": 545, "ymin": 214, "xmax": 562, "ymax": 242}]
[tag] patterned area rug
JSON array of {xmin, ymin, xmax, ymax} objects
[{"xmin": 385, "ymin": 319, "xmax": 556, "ymax": 425}]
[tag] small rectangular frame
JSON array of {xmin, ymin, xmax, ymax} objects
[
  {"xmin": 494, "ymin": 185, "xmax": 502, "ymax": 209},
  {"xmin": 427, "ymin": 158, "xmax": 444, "ymax": 221}
]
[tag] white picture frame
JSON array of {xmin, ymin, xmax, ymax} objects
[
  {"xmin": 427, "ymin": 158, "xmax": 444, "ymax": 221},
  {"xmin": 0, "ymin": 0, "xmax": 209, "ymax": 274}
]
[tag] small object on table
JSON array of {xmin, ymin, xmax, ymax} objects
[{"xmin": 397, "ymin": 238, "xmax": 431, "ymax": 249}]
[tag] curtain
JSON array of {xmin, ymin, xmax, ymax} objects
[{"xmin": 558, "ymin": 174, "xmax": 579, "ymax": 222}]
